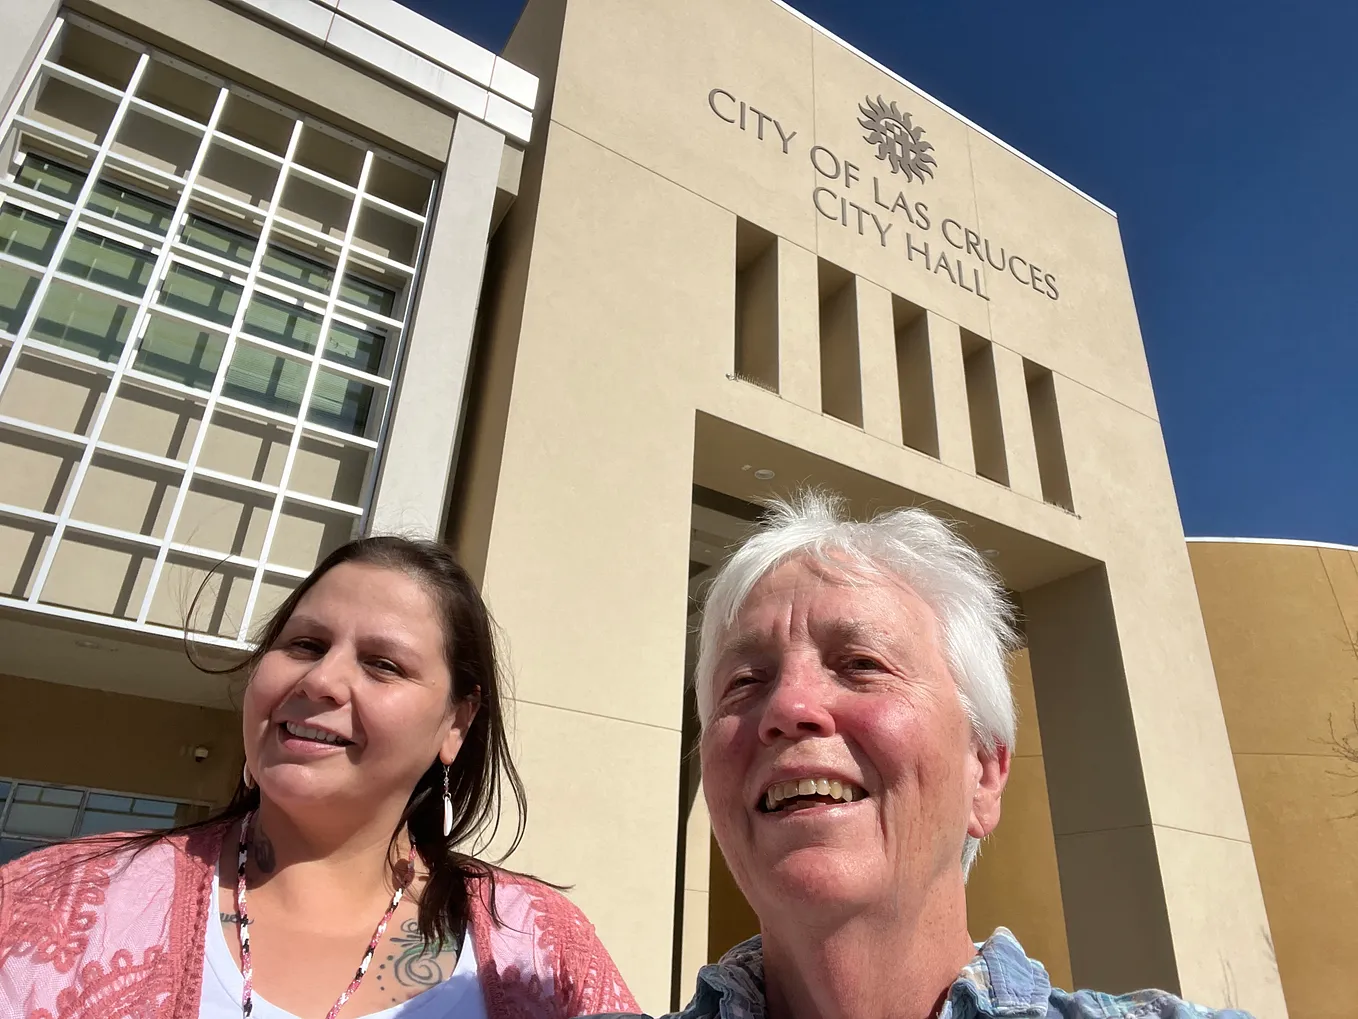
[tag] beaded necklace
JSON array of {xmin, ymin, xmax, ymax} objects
[{"xmin": 235, "ymin": 811, "xmax": 413, "ymax": 1019}]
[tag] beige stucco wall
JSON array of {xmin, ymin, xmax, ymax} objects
[
  {"xmin": 458, "ymin": 0, "xmax": 1284, "ymax": 1013},
  {"xmin": 0, "ymin": 672, "xmax": 242, "ymax": 804},
  {"xmin": 1189, "ymin": 540, "xmax": 1358, "ymax": 1019},
  {"xmin": 0, "ymin": 1, "xmax": 58, "ymax": 118}
]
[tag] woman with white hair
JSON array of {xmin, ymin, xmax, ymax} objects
[{"xmin": 592, "ymin": 490, "xmax": 1250, "ymax": 1019}]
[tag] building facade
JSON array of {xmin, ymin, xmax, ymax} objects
[
  {"xmin": 2, "ymin": 2, "xmax": 1350, "ymax": 1018},
  {"xmin": 0, "ymin": 0, "xmax": 531, "ymax": 857}
]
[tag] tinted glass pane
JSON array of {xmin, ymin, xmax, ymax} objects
[
  {"xmin": 132, "ymin": 798, "xmax": 180, "ymax": 817},
  {"xmin": 16, "ymin": 156, "xmax": 87, "ymax": 201},
  {"xmin": 182, "ymin": 215, "xmax": 255, "ymax": 266},
  {"xmin": 0, "ymin": 206, "xmax": 65, "ymax": 265},
  {"xmin": 85, "ymin": 793, "xmax": 133, "ymax": 812},
  {"xmin": 0, "ymin": 839, "xmax": 42, "ymax": 864},
  {"xmin": 241, "ymin": 292, "xmax": 321, "ymax": 354},
  {"xmin": 31, "ymin": 281, "xmax": 136, "ymax": 361},
  {"xmin": 76, "ymin": 810, "xmax": 131, "ymax": 835},
  {"xmin": 261, "ymin": 244, "xmax": 333, "ymax": 295},
  {"xmin": 339, "ymin": 273, "xmax": 394, "ymax": 316},
  {"xmin": 0, "ymin": 781, "xmax": 11, "ymax": 802},
  {"xmin": 5, "ymin": 802, "xmax": 77, "ymax": 838},
  {"xmin": 223, "ymin": 346, "xmax": 307, "ymax": 416},
  {"xmin": 0, "ymin": 264, "xmax": 40, "ymax": 333},
  {"xmin": 60, "ymin": 231, "xmax": 156, "ymax": 297},
  {"xmin": 76, "ymin": 805, "xmax": 177, "ymax": 836},
  {"xmin": 159, "ymin": 264, "xmax": 241, "ymax": 326},
  {"xmin": 324, "ymin": 319, "xmax": 386, "ymax": 375},
  {"xmin": 135, "ymin": 314, "xmax": 225, "ymax": 390},
  {"xmin": 88, "ymin": 179, "xmax": 175, "ymax": 235},
  {"xmin": 19, "ymin": 784, "xmax": 83, "ymax": 806},
  {"xmin": 309, "ymin": 369, "xmax": 373, "ymax": 435}
]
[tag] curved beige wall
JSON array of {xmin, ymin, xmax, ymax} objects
[{"xmin": 1188, "ymin": 539, "xmax": 1358, "ymax": 1019}]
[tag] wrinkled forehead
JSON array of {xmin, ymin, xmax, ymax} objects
[{"xmin": 716, "ymin": 553, "xmax": 937, "ymax": 654}]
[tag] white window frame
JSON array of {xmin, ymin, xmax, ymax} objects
[
  {"xmin": 0, "ymin": 13, "xmax": 438, "ymax": 648},
  {"xmin": 0, "ymin": 774, "xmax": 209, "ymax": 860}
]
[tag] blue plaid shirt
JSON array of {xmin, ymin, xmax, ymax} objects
[{"xmin": 592, "ymin": 928, "xmax": 1252, "ymax": 1019}]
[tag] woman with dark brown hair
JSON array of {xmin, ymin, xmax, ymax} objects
[{"xmin": 0, "ymin": 537, "xmax": 636, "ymax": 1019}]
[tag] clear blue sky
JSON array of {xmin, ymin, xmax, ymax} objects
[{"xmin": 410, "ymin": 0, "xmax": 1358, "ymax": 546}]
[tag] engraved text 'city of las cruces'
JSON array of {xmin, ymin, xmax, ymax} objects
[{"xmin": 708, "ymin": 88, "xmax": 1060, "ymax": 304}]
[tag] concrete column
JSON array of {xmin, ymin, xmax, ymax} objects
[
  {"xmin": 925, "ymin": 312, "xmax": 975, "ymax": 473},
  {"xmin": 0, "ymin": 0, "xmax": 57, "ymax": 118},
  {"xmin": 1022, "ymin": 377, "xmax": 1288, "ymax": 1017},
  {"xmin": 677, "ymin": 787, "xmax": 712, "ymax": 1004},
  {"xmin": 369, "ymin": 115, "xmax": 505, "ymax": 536},
  {"xmin": 1023, "ymin": 567, "xmax": 1179, "ymax": 994},
  {"xmin": 992, "ymin": 345, "xmax": 1043, "ymax": 500},
  {"xmin": 856, "ymin": 277, "xmax": 903, "ymax": 444},
  {"xmin": 672, "ymin": 672, "xmax": 711, "ymax": 1008},
  {"xmin": 1024, "ymin": 561, "xmax": 1289, "ymax": 1017},
  {"xmin": 463, "ymin": 124, "xmax": 730, "ymax": 1009},
  {"xmin": 777, "ymin": 238, "xmax": 820, "ymax": 414}
]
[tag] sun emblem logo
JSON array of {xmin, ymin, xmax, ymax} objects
[{"xmin": 858, "ymin": 95, "xmax": 937, "ymax": 184}]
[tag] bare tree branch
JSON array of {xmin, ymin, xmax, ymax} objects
[{"xmin": 1319, "ymin": 631, "xmax": 1358, "ymax": 817}]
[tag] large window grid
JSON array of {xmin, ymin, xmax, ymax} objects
[
  {"xmin": 0, "ymin": 15, "xmax": 436, "ymax": 646},
  {"xmin": 0, "ymin": 775, "xmax": 204, "ymax": 863}
]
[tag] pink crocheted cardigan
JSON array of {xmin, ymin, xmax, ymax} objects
[{"xmin": 0, "ymin": 827, "xmax": 638, "ymax": 1019}]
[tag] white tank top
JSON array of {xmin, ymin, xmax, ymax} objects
[{"xmin": 198, "ymin": 865, "xmax": 489, "ymax": 1019}]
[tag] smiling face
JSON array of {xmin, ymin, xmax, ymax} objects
[
  {"xmin": 241, "ymin": 562, "xmax": 477, "ymax": 823},
  {"xmin": 700, "ymin": 555, "xmax": 1007, "ymax": 927}
]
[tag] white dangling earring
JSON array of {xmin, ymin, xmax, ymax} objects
[
  {"xmin": 441, "ymin": 763, "xmax": 453, "ymax": 838},
  {"xmin": 242, "ymin": 763, "xmax": 255, "ymax": 790}
]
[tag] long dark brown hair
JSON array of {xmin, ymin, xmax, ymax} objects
[{"xmin": 123, "ymin": 536, "xmax": 527, "ymax": 948}]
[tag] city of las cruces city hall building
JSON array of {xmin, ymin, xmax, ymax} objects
[{"xmin": 0, "ymin": 2, "xmax": 1353, "ymax": 1018}]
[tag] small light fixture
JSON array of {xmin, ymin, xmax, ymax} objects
[
  {"xmin": 754, "ymin": 469, "xmax": 776, "ymax": 481},
  {"xmin": 74, "ymin": 638, "xmax": 115, "ymax": 651},
  {"xmin": 981, "ymin": 549, "xmax": 1000, "ymax": 558},
  {"xmin": 192, "ymin": 746, "xmax": 211, "ymax": 763}
]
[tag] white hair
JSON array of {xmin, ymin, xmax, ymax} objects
[{"xmin": 694, "ymin": 489, "xmax": 1019, "ymax": 877}]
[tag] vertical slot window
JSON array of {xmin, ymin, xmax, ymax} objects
[
  {"xmin": 818, "ymin": 260, "xmax": 861, "ymax": 426},
  {"xmin": 1025, "ymin": 359, "xmax": 1073, "ymax": 511},
  {"xmin": 733, "ymin": 219, "xmax": 777, "ymax": 392},
  {"xmin": 962, "ymin": 331, "xmax": 1008, "ymax": 485},
  {"xmin": 893, "ymin": 296, "xmax": 937, "ymax": 457}
]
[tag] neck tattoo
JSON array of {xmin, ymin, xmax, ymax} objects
[
  {"xmin": 234, "ymin": 810, "xmax": 412, "ymax": 1019},
  {"xmin": 250, "ymin": 827, "xmax": 276, "ymax": 874}
]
